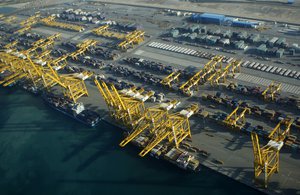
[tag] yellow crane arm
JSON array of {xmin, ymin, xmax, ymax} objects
[
  {"xmin": 119, "ymin": 122, "xmax": 150, "ymax": 147},
  {"xmin": 139, "ymin": 129, "xmax": 171, "ymax": 157}
]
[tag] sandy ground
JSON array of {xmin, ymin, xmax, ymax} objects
[{"xmin": 92, "ymin": 0, "xmax": 300, "ymax": 24}]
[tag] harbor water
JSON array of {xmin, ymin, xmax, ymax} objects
[{"xmin": 0, "ymin": 88, "xmax": 265, "ymax": 195}]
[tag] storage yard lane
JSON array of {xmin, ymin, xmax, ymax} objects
[{"xmin": 235, "ymin": 73, "xmax": 300, "ymax": 95}]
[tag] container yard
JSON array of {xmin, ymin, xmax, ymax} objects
[{"xmin": 0, "ymin": 1, "xmax": 300, "ymax": 195}]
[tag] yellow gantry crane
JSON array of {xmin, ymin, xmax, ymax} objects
[
  {"xmin": 3, "ymin": 40, "xmax": 18, "ymax": 50},
  {"xmin": 93, "ymin": 24, "xmax": 130, "ymax": 40},
  {"xmin": 0, "ymin": 52, "xmax": 28, "ymax": 87},
  {"xmin": 251, "ymin": 132, "xmax": 282, "ymax": 188},
  {"xmin": 139, "ymin": 103, "xmax": 199, "ymax": 157},
  {"xmin": 160, "ymin": 71, "xmax": 181, "ymax": 88},
  {"xmin": 92, "ymin": 25, "xmax": 145, "ymax": 50},
  {"xmin": 1, "ymin": 34, "xmax": 92, "ymax": 103},
  {"xmin": 94, "ymin": 78, "xmax": 119, "ymax": 117},
  {"xmin": 118, "ymin": 30, "xmax": 145, "ymax": 50},
  {"xmin": 262, "ymin": 81, "xmax": 281, "ymax": 101},
  {"xmin": 93, "ymin": 24, "xmax": 110, "ymax": 34},
  {"xmin": 69, "ymin": 39, "xmax": 97, "ymax": 60},
  {"xmin": 223, "ymin": 106, "xmax": 251, "ymax": 129},
  {"xmin": 0, "ymin": 37, "xmax": 48, "ymax": 87},
  {"xmin": 15, "ymin": 13, "xmax": 41, "ymax": 35},
  {"xmin": 20, "ymin": 13, "xmax": 40, "ymax": 26},
  {"xmin": 41, "ymin": 15, "xmax": 85, "ymax": 32},
  {"xmin": 250, "ymin": 117, "xmax": 293, "ymax": 188},
  {"xmin": 180, "ymin": 55, "xmax": 223, "ymax": 96},
  {"xmin": 4, "ymin": 16, "xmax": 16, "ymax": 23},
  {"xmin": 20, "ymin": 33, "xmax": 60, "ymax": 57},
  {"xmin": 268, "ymin": 117, "xmax": 293, "ymax": 142},
  {"xmin": 35, "ymin": 50, "xmax": 52, "ymax": 61},
  {"xmin": 207, "ymin": 60, "xmax": 241, "ymax": 85},
  {"xmin": 119, "ymin": 100, "xmax": 179, "ymax": 147},
  {"xmin": 85, "ymin": 79, "xmax": 198, "ymax": 157},
  {"xmin": 15, "ymin": 25, "xmax": 32, "ymax": 35},
  {"xmin": 94, "ymin": 79, "xmax": 151, "ymax": 127}
]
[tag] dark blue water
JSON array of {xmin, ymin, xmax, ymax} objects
[
  {"xmin": 0, "ymin": 7, "xmax": 16, "ymax": 14},
  {"xmin": 0, "ymin": 87, "xmax": 264, "ymax": 195}
]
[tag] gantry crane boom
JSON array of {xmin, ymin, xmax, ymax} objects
[{"xmin": 139, "ymin": 125, "xmax": 171, "ymax": 157}]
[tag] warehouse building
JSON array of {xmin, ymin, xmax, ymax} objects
[
  {"xmin": 268, "ymin": 37, "xmax": 279, "ymax": 47},
  {"xmin": 276, "ymin": 48, "xmax": 285, "ymax": 58},
  {"xmin": 233, "ymin": 40, "xmax": 247, "ymax": 50},
  {"xmin": 191, "ymin": 13, "xmax": 226, "ymax": 25},
  {"xmin": 190, "ymin": 13, "xmax": 259, "ymax": 28},
  {"xmin": 170, "ymin": 29, "xmax": 179, "ymax": 37},
  {"xmin": 257, "ymin": 44, "xmax": 267, "ymax": 54},
  {"xmin": 248, "ymin": 34, "xmax": 260, "ymax": 44}
]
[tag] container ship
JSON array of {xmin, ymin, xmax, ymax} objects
[{"xmin": 42, "ymin": 93, "xmax": 101, "ymax": 127}]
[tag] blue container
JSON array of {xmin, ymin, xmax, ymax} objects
[{"xmin": 232, "ymin": 21, "xmax": 257, "ymax": 28}]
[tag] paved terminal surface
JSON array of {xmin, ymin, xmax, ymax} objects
[
  {"xmin": 134, "ymin": 49, "xmax": 203, "ymax": 68},
  {"xmin": 235, "ymin": 73, "xmax": 300, "ymax": 95},
  {"xmin": 188, "ymin": 117, "xmax": 300, "ymax": 195},
  {"xmin": 1, "ymin": 2, "xmax": 300, "ymax": 195}
]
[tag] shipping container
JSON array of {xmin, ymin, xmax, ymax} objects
[
  {"xmin": 164, "ymin": 45, "xmax": 171, "ymax": 50},
  {"xmin": 256, "ymin": 64, "xmax": 263, "ymax": 70},
  {"xmin": 284, "ymin": 69, "xmax": 291, "ymax": 76},
  {"xmin": 294, "ymin": 72, "xmax": 300, "ymax": 78},
  {"xmin": 160, "ymin": 45, "xmax": 167, "ymax": 50},
  {"xmin": 242, "ymin": 61, "xmax": 250, "ymax": 67},
  {"xmin": 280, "ymin": 69, "xmax": 287, "ymax": 75},
  {"xmin": 261, "ymin": 65, "xmax": 267, "ymax": 71},
  {"xmin": 154, "ymin": 43, "xmax": 161, "ymax": 48},
  {"xmin": 149, "ymin": 42, "xmax": 155, "ymax": 47},
  {"xmin": 170, "ymin": 46, "xmax": 177, "ymax": 51},
  {"xmin": 248, "ymin": 62, "xmax": 255, "ymax": 68},
  {"xmin": 177, "ymin": 48, "xmax": 185, "ymax": 53},
  {"xmin": 183, "ymin": 48, "xmax": 190, "ymax": 53},
  {"xmin": 227, "ymin": 57, "xmax": 234, "ymax": 63},
  {"xmin": 232, "ymin": 20, "xmax": 257, "ymax": 28},
  {"xmin": 190, "ymin": 51, "xmax": 197, "ymax": 55},
  {"xmin": 183, "ymin": 49, "xmax": 190, "ymax": 54},
  {"xmin": 270, "ymin": 67, "xmax": 277, "ymax": 73},
  {"xmin": 276, "ymin": 67, "xmax": 282, "ymax": 73},
  {"xmin": 290, "ymin": 70, "xmax": 297, "ymax": 77},
  {"xmin": 253, "ymin": 63, "xmax": 260, "ymax": 69},
  {"xmin": 156, "ymin": 43, "xmax": 164, "ymax": 48},
  {"xmin": 266, "ymin": 66, "xmax": 273, "ymax": 72}
]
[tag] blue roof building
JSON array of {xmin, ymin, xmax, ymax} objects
[
  {"xmin": 191, "ymin": 13, "xmax": 226, "ymax": 25},
  {"xmin": 190, "ymin": 12, "xmax": 259, "ymax": 29}
]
